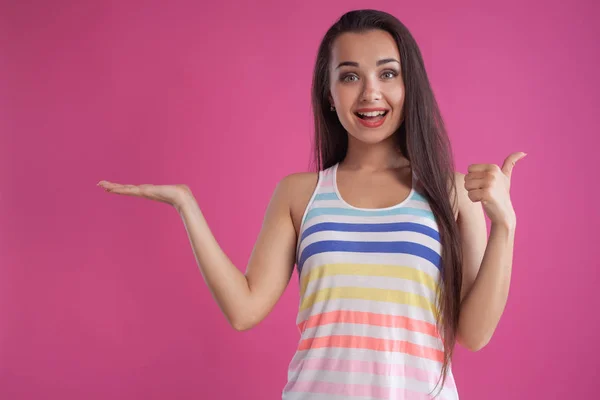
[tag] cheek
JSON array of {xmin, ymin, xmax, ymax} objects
[
  {"xmin": 332, "ymin": 83, "xmax": 358, "ymax": 105},
  {"xmin": 389, "ymin": 88, "xmax": 405, "ymax": 109}
]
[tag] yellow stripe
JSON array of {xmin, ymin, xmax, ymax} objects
[
  {"xmin": 299, "ymin": 286, "xmax": 437, "ymax": 318},
  {"xmin": 300, "ymin": 263, "xmax": 439, "ymax": 297}
]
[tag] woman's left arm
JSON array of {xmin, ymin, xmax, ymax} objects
[{"xmin": 454, "ymin": 152, "xmax": 527, "ymax": 352}]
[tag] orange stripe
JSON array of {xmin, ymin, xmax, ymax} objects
[
  {"xmin": 298, "ymin": 335, "xmax": 444, "ymax": 363},
  {"xmin": 297, "ymin": 310, "xmax": 440, "ymax": 338}
]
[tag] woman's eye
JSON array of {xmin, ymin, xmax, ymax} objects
[
  {"xmin": 342, "ymin": 74, "xmax": 358, "ymax": 83},
  {"xmin": 382, "ymin": 71, "xmax": 397, "ymax": 79}
]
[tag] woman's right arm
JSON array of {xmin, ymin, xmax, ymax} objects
[{"xmin": 176, "ymin": 175, "xmax": 300, "ymax": 331}]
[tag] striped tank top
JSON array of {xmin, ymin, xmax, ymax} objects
[{"xmin": 282, "ymin": 163, "xmax": 459, "ymax": 400}]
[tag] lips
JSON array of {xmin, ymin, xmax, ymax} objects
[{"xmin": 354, "ymin": 109, "xmax": 389, "ymax": 128}]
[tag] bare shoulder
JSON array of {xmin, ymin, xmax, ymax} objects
[
  {"xmin": 277, "ymin": 171, "xmax": 319, "ymax": 192},
  {"xmin": 277, "ymin": 172, "xmax": 319, "ymax": 236}
]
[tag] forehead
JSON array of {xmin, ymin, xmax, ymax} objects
[{"xmin": 330, "ymin": 29, "xmax": 400, "ymax": 67}]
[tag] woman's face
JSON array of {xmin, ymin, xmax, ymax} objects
[{"xmin": 329, "ymin": 29, "xmax": 405, "ymax": 145}]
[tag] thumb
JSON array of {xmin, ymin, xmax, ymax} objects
[{"xmin": 501, "ymin": 152, "xmax": 527, "ymax": 179}]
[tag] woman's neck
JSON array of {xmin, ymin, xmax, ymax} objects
[{"xmin": 341, "ymin": 136, "xmax": 409, "ymax": 171}]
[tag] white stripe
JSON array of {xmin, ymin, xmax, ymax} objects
[
  {"xmin": 302, "ymin": 212, "xmax": 439, "ymax": 231},
  {"xmin": 287, "ymin": 345, "xmax": 453, "ymax": 378},
  {"xmin": 296, "ymin": 297, "xmax": 438, "ymax": 326},
  {"xmin": 286, "ymin": 368, "xmax": 444, "ymax": 396},
  {"xmin": 282, "ymin": 392, "xmax": 368, "ymax": 400},
  {"xmin": 311, "ymin": 199, "xmax": 341, "ymax": 207},
  {"xmin": 405, "ymin": 199, "xmax": 433, "ymax": 211},
  {"xmin": 312, "ymin": 197, "xmax": 433, "ymax": 212}
]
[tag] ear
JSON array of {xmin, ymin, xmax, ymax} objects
[{"xmin": 328, "ymin": 93, "xmax": 334, "ymax": 107}]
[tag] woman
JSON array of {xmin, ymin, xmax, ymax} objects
[{"xmin": 98, "ymin": 9, "xmax": 525, "ymax": 399}]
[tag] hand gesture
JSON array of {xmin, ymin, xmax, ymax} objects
[
  {"xmin": 464, "ymin": 152, "xmax": 527, "ymax": 227},
  {"xmin": 97, "ymin": 180, "xmax": 192, "ymax": 210}
]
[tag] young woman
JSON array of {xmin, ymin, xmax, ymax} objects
[{"xmin": 98, "ymin": 9, "xmax": 525, "ymax": 399}]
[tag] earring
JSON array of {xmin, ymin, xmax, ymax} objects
[{"xmin": 330, "ymin": 105, "xmax": 335, "ymax": 111}]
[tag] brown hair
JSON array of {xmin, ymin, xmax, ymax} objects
[{"xmin": 310, "ymin": 9, "xmax": 463, "ymax": 396}]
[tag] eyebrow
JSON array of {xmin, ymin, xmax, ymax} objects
[{"xmin": 335, "ymin": 58, "xmax": 400, "ymax": 69}]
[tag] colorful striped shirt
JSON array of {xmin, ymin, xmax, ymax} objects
[{"xmin": 282, "ymin": 163, "xmax": 459, "ymax": 400}]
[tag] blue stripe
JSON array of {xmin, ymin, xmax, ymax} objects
[
  {"xmin": 314, "ymin": 192, "xmax": 338, "ymax": 201},
  {"xmin": 305, "ymin": 207, "xmax": 435, "ymax": 222},
  {"xmin": 297, "ymin": 241, "xmax": 442, "ymax": 274},
  {"xmin": 410, "ymin": 192, "xmax": 428, "ymax": 203},
  {"xmin": 300, "ymin": 222, "xmax": 440, "ymax": 245}
]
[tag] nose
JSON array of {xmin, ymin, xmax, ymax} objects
[{"xmin": 360, "ymin": 76, "xmax": 382, "ymax": 103}]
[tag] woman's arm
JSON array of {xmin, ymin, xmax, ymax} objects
[
  {"xmin": 177, "ymin": 175, "xmax": 300, "ymax": 331},
  {"xmin": 99, "ymin": 173, "xmax": 305, "ymax": 331},
  {"xmin": 453, "ymin": 152, "xmax": 525, "ymax": 351},
  {"xmin": 454, "ymin": 171, "xmax": 513, "ymax": 351}
]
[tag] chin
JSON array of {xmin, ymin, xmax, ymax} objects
[
  {"xmin": 342, "ymin": 113, "xmax": 402, "ymax": 145},
  {"xmin": 349, "ymin": 129, "xmax": 397, "ymax": 145}
]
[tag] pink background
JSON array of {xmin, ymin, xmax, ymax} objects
[{"xmin": 1, "ymin": 0, "xmax": 598, "ymax": 399}]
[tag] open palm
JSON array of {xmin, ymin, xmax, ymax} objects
[{"xmin": 97, "ymin": 180, "xmax": 191, "ymax": 209}]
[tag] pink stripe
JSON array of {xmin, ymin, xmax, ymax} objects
[
  {"xmin": 298, "ymin": 310, "xmax": 440, "ymax": 338},
  {"xmin": 298, "ymin": 335, "xmax": 444, "ymax": 363},
  {"xmin": 287, "ymin": 380, "xmax": 443, "ymax": 400},
  {"xmin": 289, "ymin": 357, "xmax": 455, "ymax": 389}
]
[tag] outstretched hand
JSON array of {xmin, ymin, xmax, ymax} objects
[{"xmin": 97, "ymin": 180, "xmax": 192, "ymax": 210}]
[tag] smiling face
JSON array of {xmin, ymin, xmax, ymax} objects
[{"xmin": 328, "ymin": 29, "xmax": 406, "ymax": 145}]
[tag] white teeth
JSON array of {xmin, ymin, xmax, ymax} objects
[{"xmin": 358, "ymin": 111, "xmax": 386, "ymax": 117}]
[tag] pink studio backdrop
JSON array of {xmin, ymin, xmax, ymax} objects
[{"xmin": 1, "ymin": 1, "xmax": 598, "ymax": 399}]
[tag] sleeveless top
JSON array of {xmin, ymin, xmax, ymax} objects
[{"xmin": 281, "ymin": 163, "xmax": 459, "ymax": 400}]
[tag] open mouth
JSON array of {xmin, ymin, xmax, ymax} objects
[
  {"xmin": 354, "ymin": 110, "xmax": 389, "ymax": 120},
  {"xmin": 354, "ymin": 110, "xmax": 389, "ymax": 128}
]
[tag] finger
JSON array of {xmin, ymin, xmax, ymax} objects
[
  {"xmin": 98, "ymin": 181, "xmax": 126, "ymax": 189},
  {"xmin": 465, "ymin": 171, "xmax": 490, "ymax": 181},
  {"xmin": 467, "ymin": 188, "xmax": 489, "ymax": 204},
  {"xmin": 101, "ymin": 182, "xmax": 142, "ymax": 196},
  {"xmin": 464, "ymin": 178, "xmax": 489, "ymax": 190},
  {"xmin": 116, "ymin": 185, "xmax": 140, "ymax": 194},
  {"xmin": 501, "ymin": 152, "xmax": 527, "ymax": 179},
  {"xmin": 467, "ymin": 164, "xmax": 498, "ymax": 173}
]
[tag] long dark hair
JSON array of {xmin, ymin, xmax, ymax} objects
[{"xmin": 310, "ymin": 9, "xmax": 463, "ymax": 396}]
